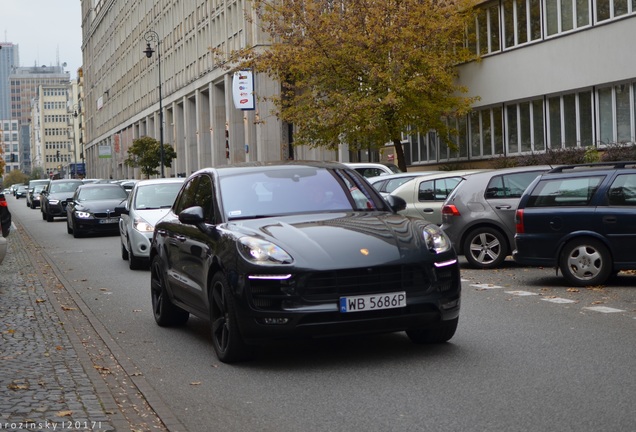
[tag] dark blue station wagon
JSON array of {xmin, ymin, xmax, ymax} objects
[{"xmin": 513, "ymin": 162, "xmax": 636, "ymax": 286}]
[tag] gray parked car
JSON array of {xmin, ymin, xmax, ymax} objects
[{"xmin": 441, "ymin": 165, "xmax": 554, "ymax": 269}]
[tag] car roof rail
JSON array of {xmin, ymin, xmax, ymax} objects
[{"xmin": 548, "ymin": 161, "xmax": 636, "ymax": 173}]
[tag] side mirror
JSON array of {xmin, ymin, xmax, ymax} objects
[
  {"xmin": 385, "ymin": 195, "xmax": 407, "ymax": 212},
  {"xmin": 178, "ymin": 206, "xmax": 205, "ymax": 225},
  {"xmin": 115, "ymin": 204, "xmax": 129, "ymax": 215}
]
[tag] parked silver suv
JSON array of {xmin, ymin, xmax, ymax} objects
[{"xmin": 441, "ymin": 165, "xmax": 553, "ymax": 269}]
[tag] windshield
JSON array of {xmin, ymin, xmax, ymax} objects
[
  {"xmin": 134, "ymin": 183, "xmax": 183, "ymax": 209},
  {"xmin": 49, "ymin": 182, "xmax": 82, "ymax": 194},
  {"xmin": 220, "ymin": 167, "xmax": 384, "ymax": 220},
  {"xmin": 78, "ymin": 186, "xmax": 128, "ymax": 201}
]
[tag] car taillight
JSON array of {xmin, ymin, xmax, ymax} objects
[
  {"xmin": 442, "ymin": 204, "xmax": 460, "ymax": 216},
  {"xmin": 0, "ymin": 196, "xmax": 7, "ymax": 207},
  {"xmin": 515, "ymin": 209, "xmax": 524, "ymax": 233}
]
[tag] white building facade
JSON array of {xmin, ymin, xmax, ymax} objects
[
  {"xmin": 403, "ymin": 0, "xmax": 636, "ymax": 166},
  {"xmin": 1, "ymin": 119, "xmax": 20, "ymax": 174},
  {"xmin": 30, "ymin": 85, "xmax": 76, "ymax": 178}
]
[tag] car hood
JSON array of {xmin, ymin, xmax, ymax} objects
[
  {"xmin": 76, "ymin": 199, "xmax": 127, "ymax": 213},
  {"xmin": 133, "ymin": 208, "xmax": 171, "ymax": 226},
  {"xmin": 222, "ymin": 212, "xmax": 441, "ymax": 270}
]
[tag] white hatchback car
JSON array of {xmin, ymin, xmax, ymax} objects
[{"xmin": 117, "ymin": 178, "xmax": 185, "ymax": 269}]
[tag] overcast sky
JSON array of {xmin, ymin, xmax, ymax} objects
[{"xmin": 1, "ymin": 0, "xmax": 83, "ymax": 78}]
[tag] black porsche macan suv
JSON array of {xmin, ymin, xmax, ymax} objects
[{"xmin": 149, "ymin": 161, "xmax": 461, "ymax": 363}]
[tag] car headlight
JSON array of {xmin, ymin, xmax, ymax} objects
[
  {"xmin": 49, "ymin": 199, "xmax": 60, "ymax": 205},
  {"xmin": 422, "ymin": 224, "xmax": 451, "ymax": 253},
  {"xmin": 133, "ymin": 216, "xmax": 154, "ymax": 232},
  {"xmin": 75, "ymin": 211, "xmax": 92, "ymax": 219},
  {"xmin": 238, "ymin": 236, "xmax": 293, "ymax": 265}
]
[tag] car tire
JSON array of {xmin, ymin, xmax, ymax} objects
[
  {"xmin": 72, "ymin": 220, "xmax": 83, "ymax": 238},
  {"xmin": 121, "ymin": 241, "xmax": 129, "ymax": 260},
  {"xmin": 209, "ymin": 272, "xmax": 253, "ymax": 363},
  {"xmin": 46, "ymin": 212, "xmax": 54, "ymax": 222},
  {"xmin": 559, "ymin": 238, "xmax": 612, "ymax": 287},
  {"xmin": 407, "ymin": 317, "xmax": 459, "ymax": 344},
  {"xmin": 150, "ymin": 255, "xmax": 189, "ymax": 326},
  {"xmin": 463, "ymin": 227, "xmax": 508, "ymax": 269},
  {"xmin": 128, "ymin": 239, "xmax": 143, "ymax": 270}
]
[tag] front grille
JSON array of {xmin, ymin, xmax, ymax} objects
[
  {"xmin": 247, "ymin": 264, "xmax": 458, "ymax": 311},
  {"xmin": 302, "ymin": 265, "xmax": 429, "ymax": 300},
  {"xmin": 93, "ymin": 211, "xmax": 118, "ymax": 218}
]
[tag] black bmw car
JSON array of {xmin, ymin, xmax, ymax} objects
[
  {"xmin": 150, "ymin": 161, "xmax": 461, "ymax": 363},
  {"xmin": 66, "ymin": 183, "xmax": 128, "ymax": 238}
]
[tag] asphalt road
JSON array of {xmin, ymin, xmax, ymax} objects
[{"xmin": 10, "ymin": 194, "xmax": 636, "ymax": 432}]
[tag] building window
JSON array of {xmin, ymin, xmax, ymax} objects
[
  {"xmin": 596, "ymin": 0, "xmax": 633, "ymax": 21},
  {"xmin": 545, "ymin": 0, "xmax": 591, "ymax": 36},
  {"xmin": 503, "ymin": 0, "xmax": 542, "ymax": 48},
  {"xmin": 598, "ymin": 83, "xmax": 635, "ymax": 145}
]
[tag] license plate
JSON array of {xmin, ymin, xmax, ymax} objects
[
  {"xmin": 99, "ymin": 218, "xmax": 119, "ymax": 224},
  {"xmin": 339, "ymin": 292, "xmax": 406, "ymax": 313}
]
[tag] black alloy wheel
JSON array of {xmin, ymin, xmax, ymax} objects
[
  {"xmin": 150, "ymin": 255, "xmax": 189, "ymax": 326},
  {"xmin": 209, "ymin": 272, "xmax": 252, "ymax": 363}
]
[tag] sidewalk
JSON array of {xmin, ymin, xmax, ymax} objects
[{"xmin": 0, "ymin": 221, "xmax": 172, "ymax": 431}]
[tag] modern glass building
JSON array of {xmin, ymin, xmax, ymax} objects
[{"xmin": 0, "ymin": 43, "xmax": 19, "ymax": 121}]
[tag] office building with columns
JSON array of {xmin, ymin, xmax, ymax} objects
[{"xmin": 80, "ymin": 0, "xmax": 340, "ymax": 180}]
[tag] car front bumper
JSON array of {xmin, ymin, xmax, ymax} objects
[
  {"xmin": 231, "ymin": 260, "xmax": 461, "ymax": 342},
  {"xmin": 74, "ymin": 217, "xmax": 121, "ymax": 234},
  {"xmin": 128, "ymin": 228, "xmax": 153, "ymax": 259}
]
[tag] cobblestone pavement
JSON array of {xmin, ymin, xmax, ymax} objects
[{"xmin": 0, "ymin": 222, "xmax": 176, "ymax": 432}]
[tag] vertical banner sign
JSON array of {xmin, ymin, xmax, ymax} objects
[{"xmin": 232, "ymin": 70, "xmax": 255, "ymax": 110}]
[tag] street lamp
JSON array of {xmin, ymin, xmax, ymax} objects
[
  {"xmin": 70, "ymin": 104, "xmax": 80, "ymax": 179},
  {"xmin": 143, "ymin": 30, "xmax": 165, "ymax": 178}
]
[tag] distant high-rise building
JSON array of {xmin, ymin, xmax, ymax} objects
[
  {"xmin": 0, "ymin": 42, "xmax": 19, "ymax": 120},
  {"xmin": 9, "ymin": 65, "xmax": 70, "ymax": 125},
  {"xmin": 9, "ymin": 65, "xmax": 70, "ymax": 173}
]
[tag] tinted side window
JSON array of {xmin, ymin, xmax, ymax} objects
[
  {"xmin": 486, "ymin": 171, "xmax": 543, "ymax": 199},
  {"xmin": 194, "ymin": 175, "xmax": 214, "ymax": 221},
  {"xmin": 527, "ymin": 176, "xmax": 604, "ymax": 207},
  {"xmin": 608, "ymin": 174, "xmax": 636, "ymax": 206},
  {"xmin": 173, "ymin": 177, "xmax": 199, "ymax": 214}
]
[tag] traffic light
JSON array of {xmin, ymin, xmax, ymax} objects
[{"xmin": 56, "ymin": 150, "xmax": 60, "ymax": 162}]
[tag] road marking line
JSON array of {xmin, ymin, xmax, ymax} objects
[
  {"xmin": 505, "ymin": 290, "xmax": 539, "ymax": 296},
  {"xmin": 583, "ymin": 306, "xmax": 625, "ymax": 313},
  {"xmin": 541, "ymin": 297, "xmax": 577, "ymax": 304},
  {"xmin": 470, "ymin": 283, "xmax": 503, "ymax": 290}
]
